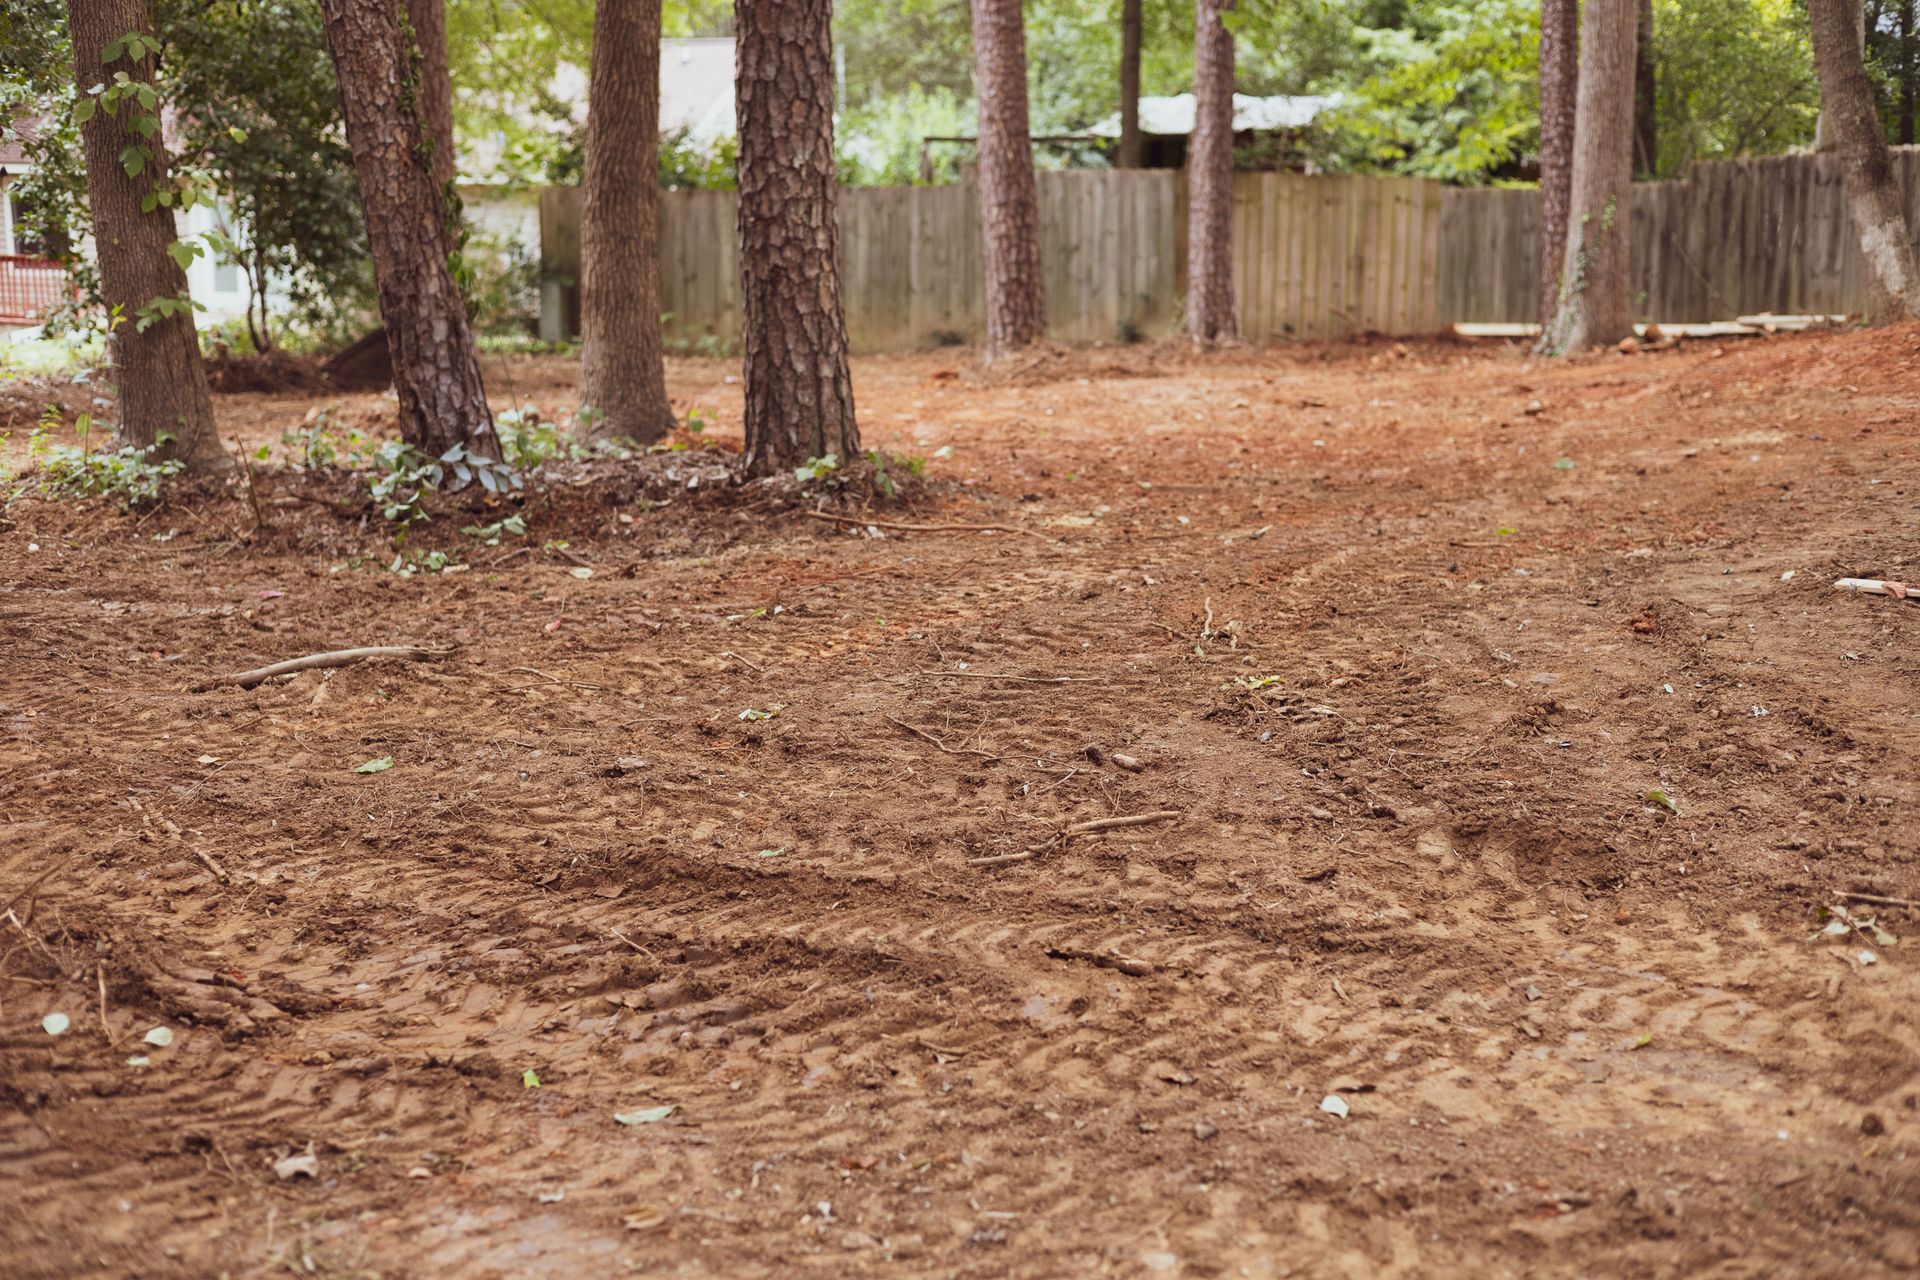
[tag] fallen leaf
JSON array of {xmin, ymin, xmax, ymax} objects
[
  {"xmin": 354, "ymin": 756, "xmax": 394, "ymax": 774},
  {"xmin": 1645, "ymin": 789, "xmax": 1679, "ymax": 816},
  {"xmin": 522, "ymin": 1068, "xmax": 541, "ymax": 1089},
  {"xmin": 41, "ymin": 1012, "xmax": 69, "ymax": 1036},
  {"xmin": 125, "ymin": 1055, "xmax": 150, "ymax": 1067},
  {"xmin": 1319, "ymin": 1094, "xmax": 1350, "ymax": 1119},
  {"xmin": 273, "ymin": 1151, "xmax": 320, "ymax": 1180},
  {"xmin": 614, "ymin": 1105, "xmax": 677, "ymax": 1126},
  {"xmin": 197, "ymin": 754, "xmax": 219, "ymax": 765},
  {"xmin": 537, "ymin": 1189, "xmax": 566, "ymax": 1204},
  {"xmin": 569, "ymin": 567, "xmax": 594, "ymax": 579},
  {"xmin": 621, "ymin": 1204, "xmax": 669, "ymax": 1232},
  {"xmin": 143, "ymin": 1026, "xmax": 174, "ymax": 1047}
]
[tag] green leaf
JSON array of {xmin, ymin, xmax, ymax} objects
[
  {"xmin": 72, "ymin": 97, "xmax": 97, "ymax": 125},
  {"xmin": 353, "ymin": 755, "xmax": 394, "ymax": 774},
  {"xmin": 165, "ymin": 241, "xmax": 201, "ymax": 270},
  {"xmin": 614, "ymin": 1105, "xmax": 676, "ymax": 1125},
  {"xmin": 522, "ymin": 1068, "xmax": 541, "ymax": 1089},
  {"xmin": 1645, "ymin": 789, "xmax": 1679, "ymax": 816},
  {"xmin": 119, "ymin": 144, "xmax": 147, "ymax": 177},
  {"xmin": 1551, "ymin": 458, "xmax": 1576, "ymax": 469},
  {"xmin": 1494, "ymin": 526, "xmax": 1516, "ymax": 536}
]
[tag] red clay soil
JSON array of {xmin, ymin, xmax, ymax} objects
[{"xmin": 2, "ymin": 327, "xmax": 1918, "ymax": 1279}]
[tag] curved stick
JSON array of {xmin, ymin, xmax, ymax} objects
[{"xmin": 192, "ymin": 645, "xmax": 453, "ymax": 691}]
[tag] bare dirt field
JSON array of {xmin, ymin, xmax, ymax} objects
[{"xmin": 3, "ymin": 326, "xmax": 1918, "ymax": 1278}]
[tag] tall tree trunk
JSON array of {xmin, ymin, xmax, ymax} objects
[
  {"xmin": 1186, "ymin": 0, "xmax": 1236, "ymax": 344},
  {"xmin": 320, "ymin": 0, "xmax": 500, "ymax": 460},
  {"xmin": 578, "ymin": 0, "xmax": 674, "ymax": 444},
  {"xmin": 1538, "ymin": 0, "xmax": 1578, "ymax": 325},
  {"xmin": 1815, "ymin": 0, "xmax": 1865, "ymax": 151},
  {"xmin": 1542, "ymin": 0, "xmax": 1638, "ymax": 353},
  {"xmin": 404, "ymin": 0, "xmax": 455, "ymax": 193},
  {"xmin": 66, "ymin": 0, "xmax": 224, "ymax": 471},
  {"xmin": 1811, "ymin": 0, "xmax": 1920, "ymax": 321},
  {"xmin": 734, "ymin": 0, "xmax": 858, "ymax": 477},
  {"xmin": 1633, "ymin": 0, "xmax": 1656, "ymax": 175},
  {"xmin": 970, "ymin": 0, "xmax": 1046, "ymax": 359},
  {"xmin": 1901, "ymin": 0, "xmax": 1915, "ymax": 146},
  {"xmin": 1118, "ymin": 0, "xmax": 1144, "ymax": 169}
]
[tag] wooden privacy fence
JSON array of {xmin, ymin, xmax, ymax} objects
[{"xmin": 539, "ymin": 149, "xmax": 1913, "ymax": 351}]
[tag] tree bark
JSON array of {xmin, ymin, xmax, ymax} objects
[
  {"xmin": 1811, "ymin": 0, "xmax": 1920, "ymax": 322},
  {"xmin": 1186, "ymin": 0, "xmax": 1236, "ymax": 344},
  {"xmin": 734, "ymin": 0, "xmax": 859, "ymax": 477},
  {"xmin": 970, "ymin": 0, "xmax": 1046, "ymax": 359},
  {"xmin": 578, "ymin": 0, "xmax": 674, "ymax": 444},
  {"xmin": 1538, "ymin": 0, "xmax": 1578, "ymax": 326},
  {"xmin": 1633, "ymin": 0, "xmax": 1656, "ymax": 176},
  {"xmin": 320, "ymin": 0, "xmax": 500, "ymax": 460},
  {"xmin": 1901, "ymin": 0, "xmax": 1915, "ymax": 146},
  {"xmin": 1118, "ymin": 0, "xmax": 1144, "ymax": 169},
  {"xmin": 66, "ymin": 0, "xmax": 224, "ymax": 471},
  {"xmin": 1542, "ymin": 0, "xmax": 1638, "ymax": 354},
  {"xmin": 1815, "ymin": 0, "xmax": 1865, "ymax": 152},
  {"xmin": 404, "ymin": 0, "xmax": 455, "ymax": 193}
]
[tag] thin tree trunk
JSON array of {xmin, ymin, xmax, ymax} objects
[
  {"xmin": 734, "ymin": 0, "xmax": 858, "ymax": 476},
  {"xmin": 1118, "ymin": 0, "xmax": 1144, "ymax": 169},
  {"xmin": 1538, "ymin": 0, "xmax": 1578, "ymax": 325},
  {"xmin": 1901, "ymin": 0, "xmax": 1915, "ymax": 146},
  {"xmin": 1633, "ymin": 0, "xmax": 1656, "ymax": 176},
  {"xmin": 1811, "ymin": 0, "xmax": 1920, "ymax": 321},
  {"xmin": 1542, "ymin": 0, "xmax": 1638, "ymax": 353},
  {"xmin": 1186, "ymin": 0, "xmax": 1236, "ymax": 344},
  {"xmin": 971, "ymin": 0, "xmax": 1046, "ymax": 359},
  {"xmin": 66, "ymin": 0, "xmax": 224, "ymax": 471},
  {"xmin": 578, "ymin": 0, "xmax": 674, "ymax": 444},
  {"xmin": 405, "ymin": 0, "xmax": 455, "ymax": 194},
  {"xmin": 1815, "ymin": 0, "xmax": 1865, "ymax": 151},
  {"xmin": 320, "ymin": 0, "xmax": 500, "ymax": 460}
]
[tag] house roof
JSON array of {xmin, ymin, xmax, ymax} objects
[
  {"xmin": 1085, "ymin": 93, "xmax": 1339, "ymax": 139},
  {"xmin": 459, "ymin": 38, "xmax": 736, "ymax": 183},
  {"xmin": 1, "ymin": 114, "xmax": 45, "ymax": 170}
]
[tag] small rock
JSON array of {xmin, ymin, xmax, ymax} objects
[
  {"xmin": 1523, "ymin": 399, "xmax": 1545, "ymax": 416},
  {"xmin": 1110, "ymin": 752, "xmax": 1144, "ymax": 772},
  {"xmin": 1193, "ymin": 1120, "xmax": 1218, "ymax": 1141},
  {"xmin": 1862, "ymin": 1113, "xmax": 1886, "ymax": 1136}
]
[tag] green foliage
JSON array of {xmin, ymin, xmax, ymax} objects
[
  {"xmin": 461, "ymin": 514, "xmax": 527, "ymax": 546},
  {"xmin": 494, "ymin": 406, "xmax": 572, "ymax": 469},
  {"xmin": 836, "ymin": 86, "xmax": 971, "ymax": 187},
  {"xmin": 794, "ymin": 454, "xmax": 840, "ymax": 485},
  {"xmin": 1651, "ymin": 0, "xmax": 1817, "ymax": 176},
  {"xmin": 659, "ymin": 128, "xmax": 737, "ymax": 190},
  {"xmin": 463, "ymin": 229, "xmax": 542, "ymax": 336},
  {"xmin": 20, "ymin": 410, "xmax": 183, "ymax": 504}
]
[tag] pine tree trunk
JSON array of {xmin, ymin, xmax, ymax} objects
[
  {"xmin": 1633, "ymin": 0, "xmax": 1656, "ymax": 176},
  {"xmin": 320, "ymin": 0, "xmax": 500, "ymax": 460},
  {"xmin": 970, "ymin": 0, "xmax": 1046, "ymax": 359},
  {"xmin": 1902, "ymin": 0, "xmax": 1916, "ymax": 147},
  {"xmin": 1815, "ymin": 0, "xmax": 1864, "ymax": 152},
  {"xmin": 66, "ymin": 0, "xmax": 224, "ymax": 472},
  {"xmin": 734, "ymin": 0, "xmax": 858, "ymax": 477},
  {"xmin": 1542, "ymin": 0, "xmax": 1638, "ymax": 354},
  {"xmin": 1186, "ymin": 0, "xmax": 1236, "ymax": 344},
  {"xmin": 1538, "ymin": 0, "xmax": 1578, "ymax": 326},
  {"xmin": 404, "ymin": 0, "xmax": 455, "ymax": 193},
  {"xmin": 1810, "ymin": 0, "xmax": 1920, "ymax": 322},
  {"xmin": 578, "ymin": 0, "xmax": 674, "ymax": 444},
  {"xmin": 1118, "ymin": 0, "xmax": 1144, "ymax": 169}
]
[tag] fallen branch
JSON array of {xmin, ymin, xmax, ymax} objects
[
  {"xmin": 192, "ymin": 645, "xmax": 454, "ymax": 691},
  {"xmin": 1840, "ymin": 890, "xmax": 1920, "ymax": 910},
  {"xmin": 1065, "ymin": 810, "xmax": 1182, "ymax": 835},
  {"xmin": 885, "ymin": 715, "xmax": 1000, "ymax": 760},
  {"xmin": 917, "ymin": 669, "xmax": 1093, "ymax": 684},
  {"xmin": 806, "ymin": 510, "xmax": 1036, "ymax": 538},
  {"xmin": 192, "ymin": 847, "xmax": 230, "ymax": 882},
  {"xmin": 1834, "ymin": 578, "xmax": 1916, "ymax": 601},
  {"xmin": 968, "ymin": 809, "xmax": 1182, "ymax": 867}
]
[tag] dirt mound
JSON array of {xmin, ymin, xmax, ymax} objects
[{"xmin": 203, "ymin": 350, "xmax": 332, "ymax": 394}]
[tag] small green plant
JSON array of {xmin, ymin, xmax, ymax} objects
[
  {"xmin": 22, "ymin": 409, "xmax": 183, "ymax": 503},
  {"xmin": 366, "ymin": 439, "xmax": 521, "ymax": 526},
  {"xmin": 388, "ymin": 546, "xmax": 462, "ymax": 577},
  {"xmin": 685, "ymin": 408, "xmax": 708, "ymax": 435},
  {"xmin": 496, "ymin": 406, "xmax": 568, "ymax": 469},
  {"xmin": 461, "ymin": 514, "xmax": 526, "ymax": 546},
  {"xmin": 795, "ymin": 453, "xmax": 839, "ymax": 484}
]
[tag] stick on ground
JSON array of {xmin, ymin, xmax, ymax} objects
[
  {"xmin": 885, "ymin": 715, "xmax": 1001, "ymax": 760},
  {"xmin": 806, "ymin": 510, "xmax": 1037, "ymax": 537},
  {"xmin": 193, "ymin": 646, "xmax": 454, "ymax": 691},
  {"xmin": 969, "ymin": 810, "xmax": 1181, "ymax": 866}
]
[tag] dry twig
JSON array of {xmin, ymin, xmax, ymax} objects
[
  {"xmin": 916, "ymin": 669, "xmax": 1092, "ymax": 684},
  {"xmin": 193, "ymin": 646, "xmax": 454, "ymax": 691},
  {"xmin": 969, "ymin": 809, "xmax": 1182, "ymax": 867},
  {"xmin": 1840, "ymin": 890, "xmax": 1920, "ymax": 910},
  {"xmin": 885, "ymin": 715, "xmax": 1000, "ymax": 760},
  {"xmin": 806, "ymin": 510, "xmax": 1036, "ymax": 537}
]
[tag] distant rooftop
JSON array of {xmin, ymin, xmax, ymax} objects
[{"xmin": 1086, "ymin": 93, "xmax": 1339, "ymax": 139}]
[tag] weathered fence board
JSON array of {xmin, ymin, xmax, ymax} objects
[{"xmin": 537, "ymin": 149, "xmax": 1918, "ymax": 350}]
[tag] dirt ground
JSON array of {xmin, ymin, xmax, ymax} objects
[{"xmin": 2, "ymin": 326, "xmax": 1918, "ymax": 1279}]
